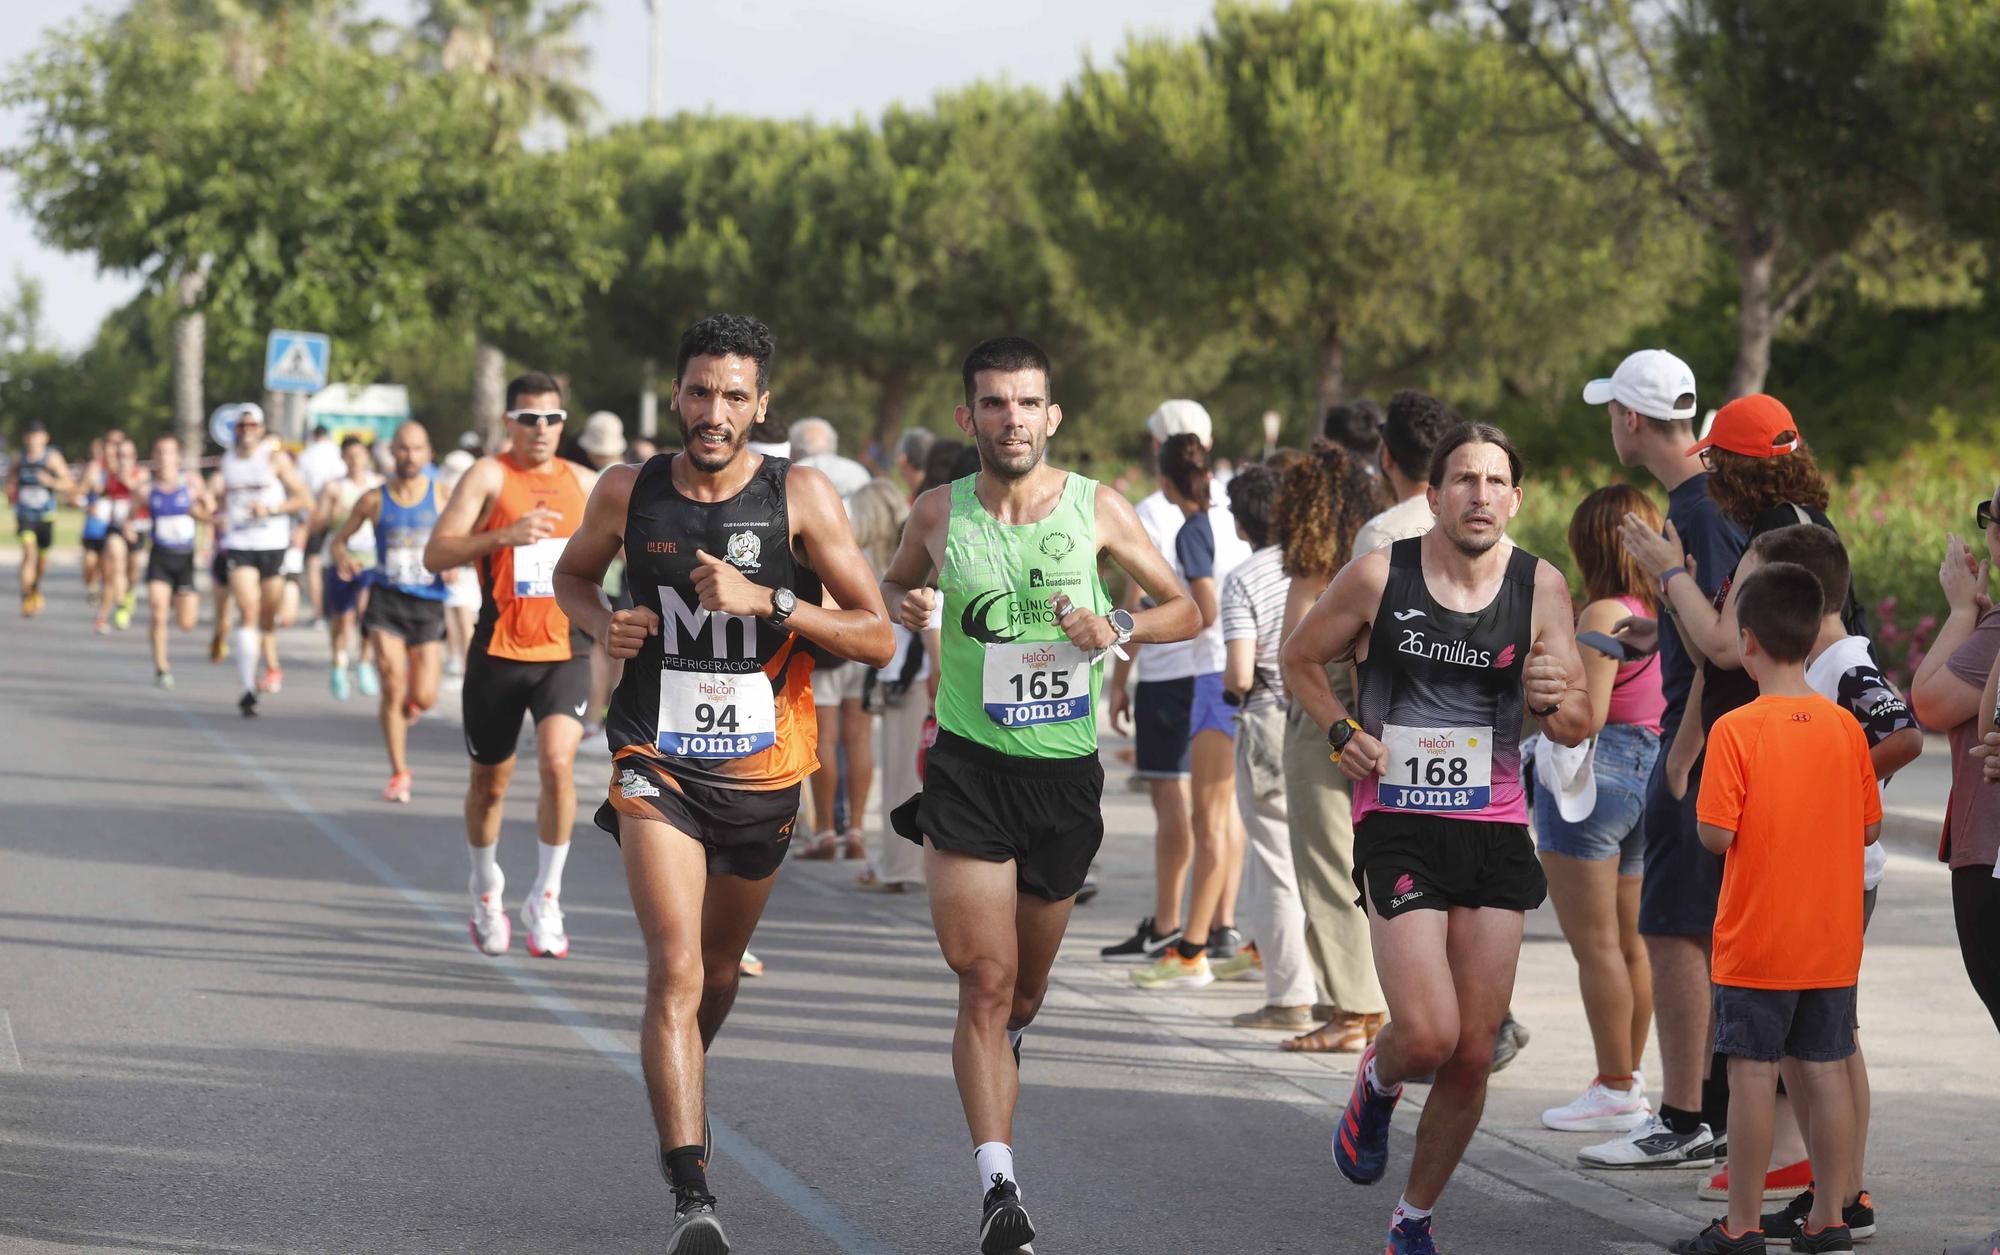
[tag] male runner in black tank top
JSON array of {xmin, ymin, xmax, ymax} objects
[
  {"xmin": 554, "ymin": 315, "xmax": 893, "ymax": 1255},
  {"xmin": 1283, "ymin": 423, "xmax": 1592, "ymax": 1255}
]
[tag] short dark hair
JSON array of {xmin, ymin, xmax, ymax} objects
[
  {"xmin": 950, "ymin": 442, "xmax": 983, "ymax": 480},
  {"xmin": 1752, "ymin": 524, "xmax": 1851, "ymax": 611},
  {"xmin": 506, "ymin": 372, "xmax": 564, "ymax": 409},
  {"xmin": 1428, "ymin": 422, "xmax": 1524, "ymax": 489},
  {"xmin": 312, "ymin": 424, "xmax": 329, "ymax": 439},
  {"xmin": 747, "ymin": 415, "xmax": 787, "ymax": 445},
  {"xmin": 1226, "ymin": 463, "xmax": 1280, "ymax": 548},
  {"xmin": 961, "ymin": 336, "xmax": 1051, "ymax": 406},
  {"xmin": 676, "ymin": 313, "xmax": 776, "ymax": 393},
  {"xmin": 1735, "ymin": 562, "xmax": 1823, "ymax": 664},
  {"xmin": 1158, "ymin": 432, "xmax": 1211, "ymax": 508},
  {"xmin": 1324, "ymin": 400, "xmax": 1384, "ymax": 459},
  {"xmin": 1381, "ymin": 390, "xmax": 1461, "ymax": 482},
  {"xmin": 340, "ymin": 435, "xmax": 366, "ymax": 453}
]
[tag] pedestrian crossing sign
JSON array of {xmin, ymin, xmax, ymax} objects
[{"xmin": 264, "ymin": 330, "xmax": 331, "ymax": 394}]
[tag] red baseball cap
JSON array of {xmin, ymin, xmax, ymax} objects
[{"xmin": 1688, "ymin": 393, "xmax": 1802, "ymax": 459}]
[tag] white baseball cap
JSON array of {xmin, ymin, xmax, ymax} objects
[
  {"xmin": 1145, "ymin": 399, "xmax": 1213, "ymax": 447},
  {"xmin": 1582, "ymin": 350, "xmax": 1698, "ymax": 421}
]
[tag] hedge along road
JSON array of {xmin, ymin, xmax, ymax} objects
[{"xmin": 2, "ymin": 569, "xmax": 1994, "ymax": 1254}]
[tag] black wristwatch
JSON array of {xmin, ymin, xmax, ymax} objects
[
  {"xmin": 768, "ymin": 587, "xmax": 797, "ymax": 627},
  {"xmin": 1326, "ymin": 718, "xmax": 1361, "ymax": 759},
  {"xmin": 1531, "ymin": 701, "xmax": 1561, "ymax": 719}
]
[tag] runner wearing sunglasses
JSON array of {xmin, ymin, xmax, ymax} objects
[{"xmin": 424, "ymin": 373, "xmax": 597, "ymax": 959}]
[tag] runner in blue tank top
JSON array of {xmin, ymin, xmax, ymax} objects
[
  {"xmin": 142, "ymin": 435, "xmax": 214, "ymax": 687},
  {"xmin": 330, "ymin": 421, "xmax": 450, "ymax": 804},
  {"xmin": 1284, "ymin": 422, "xmax": 1592, "ymax": 1255},
  {"xmin": 8, "ymin": 420, "xmax": 74, "ymax": 617}
]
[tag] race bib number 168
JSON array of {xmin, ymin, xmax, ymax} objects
[{"xmin": 1378, "ymin": 724, "xmax": 1493, "ymax": 814}]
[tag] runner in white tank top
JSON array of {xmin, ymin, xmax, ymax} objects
[{"xmin": 206, "ymin": 405, "xmax": 311, "ymax": 716}]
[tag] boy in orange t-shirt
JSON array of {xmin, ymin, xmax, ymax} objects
[{"xmin": 1676, "ymin": 562, "xmax": 1881, "ymax": 1255}]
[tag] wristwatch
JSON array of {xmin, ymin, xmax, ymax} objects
[
  {"xmin": 1108, "ymin": 608, "xmax": 1136, "ymax": 647},
  {"xmin": 1326, "ymin": 718, "xmax": 1361, "ymax": 760},
  {"xmin": 1531, "ymin": 700, "xmax": 1561, "ymax": 719},
  {"xmin": 768, "ymin": 587, "xmax": 797, "ymax": 627}
]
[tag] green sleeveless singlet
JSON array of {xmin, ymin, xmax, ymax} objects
[{"xmin": 936, "ymin": 472, "xmax": 1110, "ymax": 759}]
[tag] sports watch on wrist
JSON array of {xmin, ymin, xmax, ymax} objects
[
  {"xmin": 1326, "ymin": 718, "xmax": 1361, "ymax": 760},
  {"xmin": 1108, "ymin": 608, "xmax": 1136, "ymax": 647},
  {"xmin": 768, "ymin": 587, "xmax": 797, "ymax": 627}
]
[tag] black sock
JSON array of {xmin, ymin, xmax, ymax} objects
[
  {"xmin": 1659, "ymin": 1104, "xmax": 1703, "ymax": 1135},
  {"xmin": 663, "ymin": 1145, "xmax": 709, "ymax": 1198},
  {"xmin": 1702, "ymin": 1057, "xmax": 1732, "ymax": 1136},
  {"xmin": 1174, "ymin": 938, "xmax": 1208, "ymax": 961}
]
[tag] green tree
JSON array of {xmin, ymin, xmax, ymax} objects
[
  {"xmin": 1469, "ymin": 0, "xmax": 1967, "ymax": 400},
  {"xmin": 1059, "ymin": 0, "xmax": 1687, "ymax": 430}
]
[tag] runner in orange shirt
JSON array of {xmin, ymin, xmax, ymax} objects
[{"xmin": 424, "ymin": 372, "xmax": 598, "ymax": 959}]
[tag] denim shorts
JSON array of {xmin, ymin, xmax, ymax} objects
[
  {"xmin": 1533, "ymin": 721, "xmax": 1660, "ymax": 875},
  {"xmin": 1712, "ymin": 984, "xmax": 1858, "ymax": 1063}
]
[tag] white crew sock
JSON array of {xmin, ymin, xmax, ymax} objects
[
  {"xmin": 528, "ymin": 840, "xmax": 570, "ymax": 902},
  {"xmin": 1366, "ymin": 1054, "xmax": 1404, "ymax": 1098},
  {"xmin": 232, "ymin": 627, "xmax": 261, "ymax": 692},
  {"xmin": 1391, "ymin": 1196, "xmax": 1432, "ymax": 1227},
  {"xmin": 469, "ymin": 844, "xmax": 504, "ymax": 906},
  {"xmin": 973, "ymin": 1141, "xmax": 1015, "ymax": 1195},
  {"xmin": 1007, "ymin": 1026, "xmax": 1025, "ymax": 1053}
]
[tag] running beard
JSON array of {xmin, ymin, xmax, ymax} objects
[
  {"xmin": 1448, "ymin": 524, "xmax": 1501, "ymax": 557},
  {"xmin": 976, "ymin": 432, "xmax": 1044, "ymax": 481},
  {"xmin": 681, "ymin": 423, "xmax": 747, "ymax": 472}
]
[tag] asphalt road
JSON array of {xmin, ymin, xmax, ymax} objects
[{"xmin": 2, "ymin": 569, "xmax": 1994, "ymax": 1254}]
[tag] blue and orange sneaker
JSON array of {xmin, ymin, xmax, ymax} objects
[
  {"xmin": 1386, "ymin": 1215, "xmax": 1437, "ymax": 1254},
  {"xmin": 1333, "ymin": 1043, "xmax": 1401, "ymax": 1185}
]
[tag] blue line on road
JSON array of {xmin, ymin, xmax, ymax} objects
[{"xmin": 169, "ymin": 699, "xmax": 891, "ymax": 1255}]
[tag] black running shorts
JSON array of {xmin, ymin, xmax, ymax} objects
[
  {"xmin": 460, "ymin": 649, "xmax": 591, "ymax": 765},
  {"xmin": 891, "ymin": 729, "xmax": 1104, "ymax": 901},
  {"xmin": 1638, "ymin": 749, "xmax": 1724, "ymax": 938},
  {"xmin": 145, "ymin": 548, "xmax": 197, "ymax": 595},
  {"xmin": 363, "ymin": 585, "xmax": 447, "ymax": 646},
  {"xmin": 17, "ymin": 518, "xmax": 53, "ymax": 550},
  {"xmin": 1133, "ymin": 677, "xmax": 1194, "ymax": 778},
  {"xmin": 223, "ymin": 548, "xmax": 287, "ymax": 581},
  {"xmin": 594, "ymin": 754, "xmax": 799, "ymax": 880},
  {"xmin": 1354, "ymin": 810, "xmax": 1548, "ymax": 918}
]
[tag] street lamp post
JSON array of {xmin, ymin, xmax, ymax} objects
[{"xmin": 639, "ymin": 0, "xmax": 665, "ymax": 441}]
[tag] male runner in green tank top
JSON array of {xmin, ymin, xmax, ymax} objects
[{"xmin": 882, "ymin": 337, "xmax": 1200, "ymax": 1255}]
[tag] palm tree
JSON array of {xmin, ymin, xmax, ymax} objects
[{"xmin": 412, "ymin": 0, "xmax": 597, "ymax": 446}]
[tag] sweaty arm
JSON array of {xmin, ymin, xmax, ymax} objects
[
  {"xmin": 784, "ymin": 466, "xmax": 895, "ymax": 668},
  {"xmin": 329, "ymin": 488, "xmax": 382, "ymax": 581},
  {"xmin": 1527, "ymin": 561, "xmax": 1592, "ymax": 747},
  {"xmin": 423, "ymin": 459, "xmax": 512, "ymax": 572},
  {"xmin": 1282, "ymin": 552, "xmax": 1386, "ymax": 739},
  {"xmin": 1095, "ymin": 485, "xmax": 1200, "ymax": 647},
  {"xmin": 552, "ymin": 465, "xmax": 632, "ymax": 646},
  {"xmin": 270, "ymin": 453, "xmax": 312, "ymax": 517}
]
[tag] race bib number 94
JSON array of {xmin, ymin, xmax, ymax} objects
[
  {"xmin": 1379, "ymin": 724, "xmax": 1493, "ymax": 813},
  {"xmin": 512, "ymin": 536, "xmax": 567, "ymax": 598},
  {"xmin": 982, "ymin": 640, "xmax": 1091, "ymax": 727},
  {"xmin": 657, "ymin": 668, "xmax": 776, "ymax": 759}
]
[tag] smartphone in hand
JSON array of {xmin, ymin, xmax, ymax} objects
[{"xmin": 1577, "ymin": 629, "xmax": 1632, "ymax": 662}]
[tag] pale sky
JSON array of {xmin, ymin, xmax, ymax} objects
[{"xmin": 0, "ymin": 0, "xmax": 1216, "ymax": 350}]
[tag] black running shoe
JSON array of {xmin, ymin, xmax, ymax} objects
[
  {"xmin": 1074, "ymin": 876, "xmax": 1099, "ymax": 906},
  {"xmin": 1841, "ymin": 1191, "xmax": 1874, "ymax": 1241},
  {"xmin": 239, "ymin": 690, "xmax": 258, "ymax": 718},
  {"xmin": 1790, "ymin": 1222, "xmax": 1853, "ymax": 1252},
  {"xmin": 1669, "ymin": 1220, "xmax": 1765, "ymax": 1254},
  {"xmin": 1099, "ymin": 916, "xmax": 1179, "ymax": 963},
  {"xmin": 1208, "ymin": 924, "xmax": 1245, "ymax": 959},
  {"xmin": 666, "ymin": 1188, "xmax": 730, "ymax": 1255},
  {"xmin": 1761, "ymin": 1189, "xmax": 1813, "ymax": 1242},
  {"xmin": 979, "ymin": 1173, "xmax": 1035, "ymax": 1255}
]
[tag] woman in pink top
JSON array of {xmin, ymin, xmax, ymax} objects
[{"xmin": 1534, "ymin": 485, "xmax": 1667, "ymax": 1134}]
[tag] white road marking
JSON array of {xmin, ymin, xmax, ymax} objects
[{"xmin": 0, "ymin": 1010, "xmax": 22, "ymax": 1073}]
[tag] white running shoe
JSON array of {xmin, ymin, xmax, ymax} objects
[
  {"xmin": 521, "ymin": 893, "xmax": 569, "ymax": 959},
  {"xmin": 469, "ymin": 900, "xmax": 511, "ymax": 956},
  {"xmin": 1576, "ymin": 1111, "xmax": 1718, "ymax": 1169},
  {"xmin": 1542, "ymin": 1072, "xmax": 1652, "ymax": 1132}
]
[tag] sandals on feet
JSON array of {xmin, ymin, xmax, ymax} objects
[
  {"xmin": 840, "ymin": 829, "xmax": 867, "ymax": 860},
  {"xmin": 1279, "ymin": 1011, "xmax": 1387, "ymax": 1053},
  {"xmin": 796, "ymin": 832, "xmax": 840, "ymax": 861}
]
